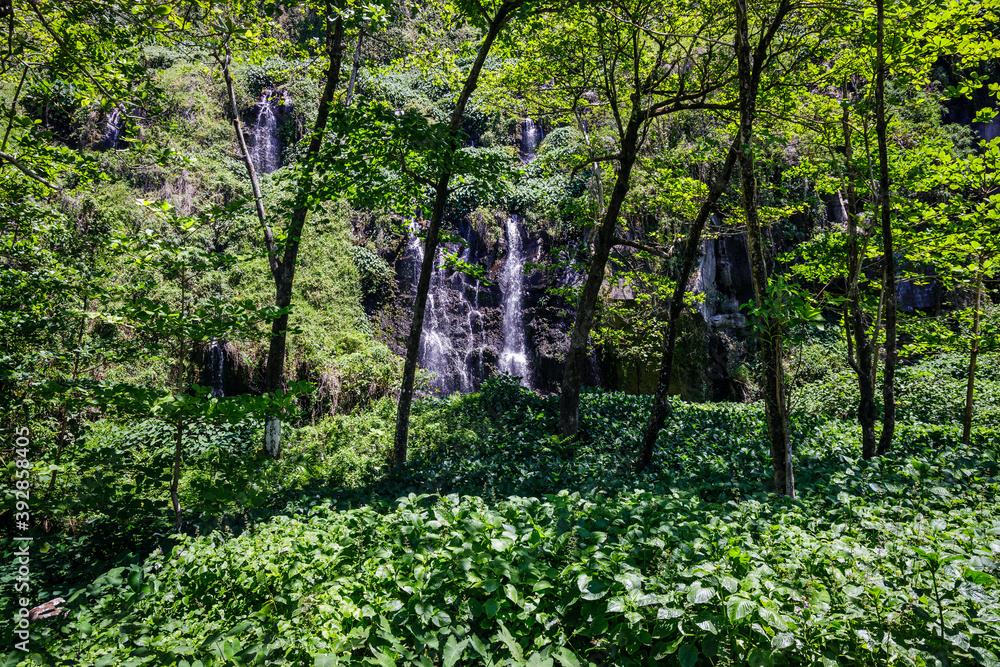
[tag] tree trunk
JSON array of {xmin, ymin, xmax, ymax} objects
[
  {"xmin": 841, "ymin": 106, "xmax": 877, "ymax": 459},
  {"xmin": 875, "ymin": 0, "xmax": 896, "ymax": 456},
  {"xmin": 346, "ymin": 28, "xmax": 364, "ymax": 108},
  {"xmin": 735, "ymin": 0, "xmax": 793, "ymax": 497},
  {"xmin": 558, "ymin": 114, "xmax": 643, "ymax": 437},
  {"xmin": 260, "ymin": 12, "xmax": 345, "ymax": 458},
  {"xmin": 962, "ymin": 256, "xmax": 983, "ymax": 445},
  {"xmin": 171, "ymin": 416, "xmax": 183, "ymax": 529},
  {"xmin": 394, "ymin": 173, "xmax": 450, "ymax": 465},
  {"xmin": 636, "ymin": 137, "xmax": 740, "ymax": 471},
  {"xmin": 393, "ymin": 6, "xmax": 518, "ymax": 465}
]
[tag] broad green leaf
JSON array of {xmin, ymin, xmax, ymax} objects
[
  {"xmin": 553, "ymin": 646, "xmax": 581, "ymax": 667},
  {"xmin": 688, "ymin": 586, "xmax": 716, "ymax": 605},
  {"xmin": 443, "ymin": 636, "xmax": 468, "ymax": 667},
  {"xmin": 678, "ymin": 645, "xmax": 699, "ymax": 667},
  {"xmin": 748, "ymin": 647, "xmax": 774, "ymax": 667},
  {"xmin": 727, "ymin": 596, "xmax": 756, "ymax": 623},
  {"xmin": 497, "ymin": 622, "xmax": 524, "ymax": 662}
]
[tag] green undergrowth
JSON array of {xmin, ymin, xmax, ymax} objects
[{"xmin": 3, "ymin": 370, "xmax": 1000, "ymax": 666}]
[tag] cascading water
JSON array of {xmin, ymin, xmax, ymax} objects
[
  {"xmin": 408, "ymin": 221, "xmax": 479, "ymax": 394},
  {"xmin": 102, "ymin": 106, "xmax": 125, "ymax": 150},
  {"xmin": 495, "ymin": 117, "xmax": 544, "ymax": 387},
  {"xmin": 519, "ymin": 118, "xmax": 543, "ymax": 163},
  {"xmin": 401, "ymin": 117, "xmax": 544, "ymax": 394},
  {"xmin": 250, "ymin": 90, "xmax": 281, "ymax": 174},
  {"xmin": 499, "ymin": 215, "xmax": 531, "ymax": 387},
  {"xmin": 208, "ymin": 340, "xmax": 226, "ymax": 397}
]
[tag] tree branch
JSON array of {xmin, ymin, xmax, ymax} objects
[
  {"xmin": 0, "ymin": 150, "xmax": 57, "ymax": 189},
  {"xmin": 612, "ymin": 236, "xmax": 672, "ymax": 257},
  {"xmin": 570, "ymin": 153, "xmax": 620, "ymax": 178}
]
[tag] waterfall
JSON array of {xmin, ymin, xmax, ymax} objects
[
  {"xmin": 208, "ymin": 340, "xmax": 226, "ymax": 397},
  {"xmin": 499, "ymin": 215, "xmax": 532, "ymax": 388},
  {"xmin": 408, "ymin": 221, "xmax": 477, "ymax": 394},
  {"xmin": 250, "ymin": 90, "xmax": 281, "ymax": 174},
  {"xmin": 519, "ymin": 118, "xmax": 543, "ymax": 163},
  {"xmin": 102, "ymin": 106, "xmax": 125, "ymax": 150}
]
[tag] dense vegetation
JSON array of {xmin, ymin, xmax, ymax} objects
[
  {"xmin": 5, "ymin": 362, "xmax": 1000, "ymax": 665},
  {"xmin": 2, "ymin": 0, "xmax": 1000, "ymax": 664}
]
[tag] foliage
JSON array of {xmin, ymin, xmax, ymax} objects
[{"xmin": 5, "ymin": 355, "xmax": 1000, "ymax": 665}]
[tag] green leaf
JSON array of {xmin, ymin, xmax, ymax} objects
[
  {"xmin": 727, "ymin": 596, "xmax": 756, "ymax": 623},
  {"xmin": 748, "ymin": 647, "xmax": 774, "ymax": 667},
  {"xmin": 965, "ymin": 569, "xmax": 998, "ymax": 587},
  {"xmin": 443, "ymin": 636, "xmax": 468, "ymax": 667},
  {"xmin": 688, "ymin": 586, "xmax": 716, "ymax": 605},
  {"xmin": 771, "ymin": 632, "xmax": 795, "ymax": 650},
  {"xmin": 678, "ymin": 645, "xmax": 699, "ymax": 667},
  {"xmin": 553, "ymin": 647, "xmax": 581, "ymax": 667},
  {"xmin": 497, "ymin": 622, "xmax": 524, "ymax": 662},
  {"xmin": 695, "ymin": 618, "xmax": 718, "ymax": 634},
  {"xmin": 719, "ymin": 575, "xmax": 740, "ymax": 593},
  {"xmin": 127, "ymin": 569, "xmax": 143, "ymax": 594},
  {"xmin": 525, "ymin": 651, "xmax": 553, "ymax": 667}
]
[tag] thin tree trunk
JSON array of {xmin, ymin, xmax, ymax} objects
[
  {"xmin": 394, "ymin": 5, "xmax": 519, "ymax": 465},
  {"xmin": 962, "ymin": 256, "xmax": 983, "ymax": 445},
  {"xmin": 841, "ymin": 103, "xmax": 877, "ymax": 459},
  {"xmin": 219, "ymin": 10, "xmax": 345, "ymax": 458},
  {"xmin": 875, "ymin": 0, "xmax": 896, "ymax": 456},
  {"xmin": 171, "ymin": 416, "xmax": 183, "ymax": 529},
  {"xmin": 558, "ymin": 114, "xmax": 642, "ymax": 437},
  {"xmin": 45, "ymin": 297, "xmax": 88, "ymax": 500},
  {"xmin": 171, "ymin": 274, "xmax": 187, "ymax": 529},
  {"xmin": 262, "ymin": 12, "xmax": 345, "ymax": 458},
  {"xmin": 221, "ymin": 43, "xmax": 274, "ymax": 265},
  {"xmin": 636, "ymin": 136, "xmax": 740, "ymax": 471},
  {"xmin": 735, "ymin": 0, "xmax": 793, "ymax": 497},
  {"xmin": 346, "ymin": 28, "xmax": 364, "ymax": 108},
  {"xmin": 0, "ymin": 65, "xmax": 27, "ymax": 162}
]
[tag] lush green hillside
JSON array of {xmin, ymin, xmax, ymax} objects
[{"xmin": 3, "ymin": 0, "xmax": 1000, "ymax": 664}]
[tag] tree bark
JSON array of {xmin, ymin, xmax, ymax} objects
[
  {"xmin": 346, "ymin": 28, "xmax": 364, "ymax": 108},
  {"xmin": 558, "ymin": 113, "xmax": 643, "ymax": 437},
  {"xmin": 261, "ymin": 12, "xmax": 345, "ymax": 458},
  {"xmin": 171, "ymin": 416, "xmax": 183, "ymax": 529},
  {"xmin": 220, "ymin": 9, "xmax": 345, "ymax": 458},
  {"xmin": 393, "ymin": 4, "xmax": 520, "ymax": 465},
  {"xmin": 841, "ymin": 105, "xmax": 877, "ymax": 459},
  {"xmin": 875, "ymin": 0, "xmax": 896, "ymax": 456},
  {"xmin": 962, "ymin": 256, "xmax": 983, "ymax": 446},
  {"xmin": 636, "ymin": 136, "xmax": 740, "ymax": 471},
  {"xmin": 735, "ymin": 0, "xmax": 793, "ymax": 497}
]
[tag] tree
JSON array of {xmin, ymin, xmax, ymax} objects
[
  {"xmin": 873, "ymin": 0, "xmax": 896, "ymax": 456},
  {"xmin": 897, "ymin": 139, "xmax": 1000, "ymax": 445},
  {"xmin": 636, "ymin": 136, "xmax": 739, "ymax": 470},
  {"xmin": 215, "ymin": 0, "xmax": 351, "ymax": 457},
  {"xmin": 554, "ymin": 0, "xmax": 739, "ymax": 437},
  {"xmin": 734, "ymin": 0, "xmax": 796, "ymax": 496},
  {"xmin": 115, "ymin": 202, "xmax": 279, "ymax": 527},
  {"xmin": 392, "ymin": 0, "xmax": 531, "ymax": 466}
]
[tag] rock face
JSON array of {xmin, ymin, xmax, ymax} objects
[
  {"xmin": 385, "ymin": 215, "xmax": 587, "ymax": 395},
  {"xmin": 898, "ymin": 278, "xmax": 938, "ymax": 312},
  {"xmin": 379, "ymin": 124, "xmax": 761, "ymax": 399}
]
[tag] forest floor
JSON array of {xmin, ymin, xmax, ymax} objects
[{"xmin": 3, "ymin": 358, "xmax": 1000, "ymax": 666}]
